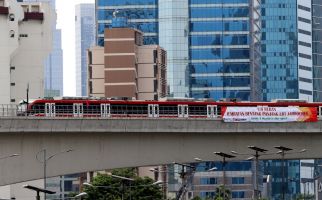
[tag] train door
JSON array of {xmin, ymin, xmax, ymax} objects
[
  {"xmin": 178, "ymin": 105, "xmax": 189, "ymax": 118},
  {"xmin": 45, "ymin": 103, "xmax": 55, "ymax": 117},
  {"xmin": 73, "ymin": 103, "xmax": 83, "ymax": 117},
  {"xmin": 207, "ymin": 105, "xmax": 217, "ymax": 118},
  {"xmin": 319, "ymin": 106, "xmax": 322, "ymax": 119},
  {"xmin": 148, "ymin": 104, "xmax": 159, "ymax": 118},
  {"xmin": 100, "ymin": 104, "xmax": 111, "ymax": 118}
]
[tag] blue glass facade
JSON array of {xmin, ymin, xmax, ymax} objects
[
  {"xmin": 191, "ymin": 161, "xmax": 261, "ymax": 199},
  {"xmin": 188, "ymin": 0, "xmax": 261, "ymax": 100},
  {"xmin": 96, "ymin": 0, "xmax": 260, "ymax": 100},
  {"xmin": 261, "ymin": 0, "xmax": 299, "ymax": 101},
  {"xmin": 75, "ymin": 4, "xmax": 95, "ymax": 96},
  {"xmin": 96, "ymin": 0, "xmax": 158, "ymax": 46},
  {"xmin": 264, "ymin": 160, "xmax": 301, "ymax": 200},
  {"xmin": 312, "ymin": 0, "xmax": 322, "ymax": 101}
]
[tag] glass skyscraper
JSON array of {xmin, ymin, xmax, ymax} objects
[
  {"xmin": 261, "ymin": 0, "xmax": 314, "ymax": 102},
  {"xmin": 187, "ymin": 0, "xmax": 261, "ymax": 100},
  {"xmin": 95, "ymin": 0, "xmax": 261, "ymax": 100},
  {"xmin": 312, "ymin": 0, "xmax": 322, "ymax": 101},
  {"xmin": 75, "ymin": 4, "xmax": 95, "ymax": 96}
]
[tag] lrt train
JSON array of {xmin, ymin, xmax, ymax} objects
[{"xmin": 17, "ymin": 97, "xmax": 322, "ymax": 119}]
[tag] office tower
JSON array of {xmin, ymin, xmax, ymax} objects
[
  {"xmin": 95, "ymin": 0, "xmax": 261, "ymax": 100},
  {"xmin": 75, "ymin": 3, "xmax": 95, "ymax": 96},
  {"xmin": 262, "ymin": 1, "xmax": 317, "ymax": 199},
  {"xmin": 0, "ymin": 0, "xmax": 54, "ymax": 104},
  {"xmin": 262, "ymin": 0, "xmax": 314, "ymax": 102},
  {"xmin": 95, "ymin": 1, "xmax": 261, "ymax": 199},
  {"xmin": 88, "ymin": 27, "xmax": 167, "ymax": 100},
  {"xmin": 312, "ymin": 1, "xmax": 322, "ymax": 101},
  {"xmin": 20, "ymin": 0, "xmax": 63, "ymax": 97},
  {"xmin": 44, "ymin": 29, "xmax": 64, "ymax": 97},
  {"xmin": 185, "ymin": 161, "xmax": 261, "ymax": 199}
]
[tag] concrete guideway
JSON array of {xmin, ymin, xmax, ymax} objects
[{"xmin": 0, "ymin": 117, "xmax": 321, "ymax": 185}]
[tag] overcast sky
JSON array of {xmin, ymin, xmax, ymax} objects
[{"xmin": 56, "ymin": 0, "xmax": 94, "ymax": 96}]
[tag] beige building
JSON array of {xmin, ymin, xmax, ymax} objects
[
  {"xmin": 0, "ymin": 0, "xmax": 54, "ymax": 104},
  {"xmin": 88, "ymin": 28, "xmax": 167, "ymax": 100}
]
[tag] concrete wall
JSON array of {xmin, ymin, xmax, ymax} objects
[
  {"xmin": 88, "ymin": 46, "xmax": 104, "ymax": 96},
  {"xmin": 0, "ymin": 0, "xmax": 24, "ymax": 104},
  {"xmin": 0, "ymin": 118, "xmax": 321, "ymax": 185},
  {"xmin": 0, "ymin": 0, "xmax": 53, "ymax": 104}
]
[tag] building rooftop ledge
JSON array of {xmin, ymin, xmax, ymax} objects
[{"xmin": 0, "ymin": 6, "xmax": 9, "ymax": 15}]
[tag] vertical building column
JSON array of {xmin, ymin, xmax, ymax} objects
[
  {"xmin": 250, "ymin": 0, "xmax": 262, "ymax": 101},
  {"xmin": 297, "ymin": 0, "xmax": 314, "ymax": 102},
  {"xmin": 159, "ymin": 0, "xmax": 189, "ymax": 97}
]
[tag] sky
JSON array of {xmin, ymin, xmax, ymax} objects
[{"xmin": 56, "ymin": 0, "xmax": 94, "ymax": 96}]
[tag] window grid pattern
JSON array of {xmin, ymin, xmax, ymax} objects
[
  {"xmin": 261, "ymin": 0, "xmax": 299, "ymax": 101},
  {"xmin": 188, "ymin": 0, "xmax": 253, "ymax": 100}
]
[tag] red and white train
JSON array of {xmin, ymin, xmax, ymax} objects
[{"xmin": 17, "ymin": 97, "xmax": 322, "ymax": 119}]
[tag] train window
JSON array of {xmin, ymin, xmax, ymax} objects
[
  {"xmin": 30, "ymin": 104, "xmax": 45, "ymax": 115},
  {"xmin": 319, "ymin": 106, "xmax": 322, "ymax": 118},
  {"xmin": 84, "ymin": 104, "xmax": 101, "ymax": 115},
  {"xmin": 110, "ymin": 104, "xmax": 127, "ymax": 115},
  {"xmin": 55, "ymin": 104, "xmax": 73, "ymax": 115},
  {"xmin": 190, "ymin": 105, "xmax": 207, "ymax": 116},
  {"xmin": 159, "ymin": 104, "xmax": 177, "ymax": 116}
]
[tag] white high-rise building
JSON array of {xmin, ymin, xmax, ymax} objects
[
  {"xmin": 0, "ymin": 0, "xmax": 55, "ymax": 104},
  {"xmin": 75, "ymin": 3, "xmax": 95, "ymax": 96},
  {"xmin": 20, "ymin": 0, "xmax": 63, "ymax": 97}
]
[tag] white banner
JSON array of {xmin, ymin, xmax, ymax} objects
[{"xmin": 222, "ymin": 107, "xmax": 317, "ymax": 122}]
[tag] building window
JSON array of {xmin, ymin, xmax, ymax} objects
[
  {"xmin": 10, "ymin": 99, "xmax": 15, "ymax": 103},
  {"xmin": 19, "ymin": 34, "xmax": 28, "ymax": 38},
  {"xmin": 89, "ymin": 81, "xmax": 93, "ymax": 94},
  {"xmin": 153, "ymin": 50, "xmax": 157, "ymax": 63},
  {"xmin": 199, "ymin": 191, "xmax": 215, "ymax": 199},
  {"xmin": 232, "ymin": 177, "xmax": 245, "ymax": 184},
  {"xmin": 232, "ymin": 191, "xmax": 245, "ymax": 198},
  {"xmin": 10, "ymin": 83, "xmax": 15, "ymax": 86},
  {"xmin": 200, "ymin": 177, "xmax": 217, "ymax": 185},
  {"xmin": 89, "ymin": 66, "xmax": 92, "ymax": 79},
  {"xmin": 88, "ymin": 51, "xmax": 92, "ymax": 64}
]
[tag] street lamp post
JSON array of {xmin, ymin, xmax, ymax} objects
[
  {"xmin": 231, "ymin": 146, "xmax": 268, "ymax": 200},
  {"xmin": 214, "ymin": 152, "xmax": 235, "ymax": 200},
  {"xmin": 173, "ymin": 162, "xmax": 196, "ymax": 200},
  {"xmin": 274, "ymin": 146, "xmax": 306, "ymax": 200},
  {"xmin": 36, "ymin": 149, "xmax": 73, "ymax": 200}
]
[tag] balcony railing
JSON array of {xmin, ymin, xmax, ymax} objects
[
  {"xmin": 0, "ymin": 6, "xmax": 9, "ymax": 15},
  {"xmin": 24, "ymin": 12, "xmax": 44, "ymax": 21}
]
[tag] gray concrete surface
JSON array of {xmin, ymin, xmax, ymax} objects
[{"xmin": 0, "ymin": 117, "xmax": 320, "ymax": 185}]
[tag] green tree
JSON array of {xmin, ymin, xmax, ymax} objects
[
  {"xmin": 191, "ymin": 197, "xmax": 202, "ymax": 200},
  {"xmin": 214, "ymin": 185, "xmax": 231, "ymax": 200},
  {"xmin": 83, "ymin": 168, "xmax": 163, "ymax": 200}
]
